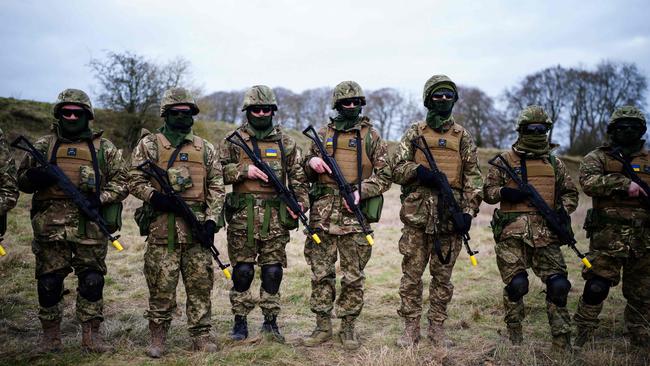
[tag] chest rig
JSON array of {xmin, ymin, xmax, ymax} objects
[
  {"xmin": 318, "ymin": 125, "xmax": 373, "ymax": 189},
  {"xmin": 414, "ymin": 122, "xmax": 464, "ymax": 189},
  {"xmin": 500, "ymin": 150, "xmax": 556, "ymax": 213},
  {"xmin": 595, "ymin": 150, "xmax": 650, "ymax": 209},
  {"xmin": 154, "ymin": 133, "xmax": 206, "ymax": 201},
  {"xmin": 233, "ymin": 131, "xmax": 287, "ymax": 196}
]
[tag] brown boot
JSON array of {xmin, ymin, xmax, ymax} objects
[
  {"xmin": 39, "ymin": 319, "xmax": 63, "ymax": 353},
  {"xmin": 191, "ymin": 334, "xmax": 219, "ymax": 352},
  {"xmin": 303, "ymin": 314, "xmax": 332, "ymax": 347},
  {"xmin": 146, "ymin": 321, "xmax": 168, "ymax": 358},
  {"xmin": 551, "ymin": 333, "xmax": 572, "ymax": 353},
  {"xmin": 396, "ymin": 316, "xmax": 420, "ymax": 347},
  {"xmin": 81, "ymin": 319, "xmax": 112, "ymax": 353},
  {"xmin": 507, "ymin": 324, "xmax": 523, "ymax": 345},
  {"xmin": 339, "ymin": 316, "xmax": 360, "ymax": 350},
  {"xmin": 427, "ymin": 321, "xmax": 455, "ymax": 347}
]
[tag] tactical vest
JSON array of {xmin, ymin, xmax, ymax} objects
[
  {"xmin": 414, "ymin": 122, "xmax": 463, "ymax": 189},
  {"xmin": 594, "ymin": 151, "xmax": 650, "ymax": 209},
  {"xmin": 154, "ymin": 133, "xmax": 206, "ymax": 201},
  {"xmin": 500, "ymin": 150, "xmax": 556, "ymax": 213},
  {"xmin": 232, "ymin": 131, "xmax": 285, "ymax": 196},
  {"xmin": 34, "ymin": 137, "xmax": 102, "ymax": 200},
  {"xmin": 318, "ymin": 126, "xmax": 373, "ymax": 187}
]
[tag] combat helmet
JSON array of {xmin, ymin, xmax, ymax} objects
[
  {"xmin": 241, "ymin": 85, "xmax": 278, "ymax": 111},
  {"xmin": 331, "ymin": 81, "xmax": 366, "ymax": 109},
  {"xmin": 517, "ymin": 105, "xmax": 553, "ymax": 127},
  {"xmin": 53, "ymin": 88, "xmax": 94, "ymax": 120},
  {"xmin": 422, "ymin": 75, "xmax": 458, "ymax": 108},
  {"xmin": 607, "ymin": 105, "xmax": 646, "ymax": 133},
  {"xmin": 159, "ymin": 87, "xmax": 200, "ymax": 117}
]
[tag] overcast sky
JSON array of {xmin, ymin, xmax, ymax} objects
[{"xmin": 1, "ymin": 0, "xmax": 649, "ymax": 107}]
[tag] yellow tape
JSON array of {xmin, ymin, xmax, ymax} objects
[
  {"xmin": 112, "ymin": 240, "xmax": 124, "ymax": 252},
  {"xmin": 366, "ymin": 235, "xmax": 374, "ymax": 246},
  {"xmin": 581, "ymin": 257, "xmax": 592, "ymax": 269},
  {"xmin": 470, "ymin": 255, "xmax": 478, "ymax": 267},
  {"xmin": 312, "ymin": 234, "xmax": 321, "ymax": 244},
  {"xmin": 223, "ymin": 268, "xmax": 232, "ymax": 279},
  {"xmin": 0, "ymin": 244, "xmax": 6, "ymax": 256}
]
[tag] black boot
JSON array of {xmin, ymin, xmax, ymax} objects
[
  {"xmin": 261, "ymin": 315, "xmax": 285, "ymax": 343},
  {"xmin": 231, "ymin": 315, "xmax": 248, "ymax": 341}
]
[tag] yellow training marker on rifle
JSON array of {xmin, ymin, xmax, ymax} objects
[
  {"xmin": 366, "ymin": 235, "xmax": 374, "ymax": 246},
  {"xmin": 470, "ymin": 255, "xmax": 478, "ymax": 267},
  {"xmin": 223, "ymin": 268, "xmax": 232, "ymax": 279},
  {"xmin": 111, "ymin": 240, "xmax": 124, "ymax": 252},
  {"xmin": 582, "ymin": 257, "xmax": 592, "ymax": 269},
  {"xmin": 0, "ymin": 244, "xmax": 6, "ymax": 256},
  {"xmin": 312, "ymin": 233, "xmax": 321, "ymax": 244}
]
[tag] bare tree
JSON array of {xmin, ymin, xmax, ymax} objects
[
  {"xmin": 365, "ymin": 88, "xmax": 404, "ymax": 140},
  {"xmin": 199, "ymin": 90, "xmax": 245, "ymax": 124},
  {"xmin": 455, "ymin": 85, "xmax": 510, "ymax": 148}
]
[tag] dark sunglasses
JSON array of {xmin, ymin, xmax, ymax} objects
[
  {"xmin": 249, "ymin": 106, "xmax": 274, "ymax": 114},
  {"xmin": 60, "ymin": 109, "xmax": 86, "ymax": 118},
  {"xmin": 339, "ymin": 98, "xmax": 363, "ymax": 107},
  {"xmin": 167, "ymin": 109, "xmax": 193, "ymax": 117},
  {"xmin": 431, "ymin": 91, "xmax": 456, "ymax": 100},
  {"xmin": 611, "ymin": 122, "xmax": 642, "ymax": 132},
  {"xmin": 521, "ymin": 123, "xmax": 550, "ymax": 135}
]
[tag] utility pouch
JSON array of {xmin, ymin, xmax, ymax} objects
[
  {"xmin": 79, "ymin": 165, "xmax": 97, "ymax": 193},
  {"xmin": 167, "ymin": 166, "xmax": 193, "ymax": 193},
  {"xmin": 279, "ymin": 201, "xmax": 299, "ymax": 229},
  {"xmin": 225, "ymin": 192, "xmax": 244, "ymax": 223},
  {"xmin": 134, "ymin": 202, "xmax": 155, "ymax": 236},
  {"xmin": 583, "ymin": 208, "xmax": 595, "ymax": 239},
  {"xmin": 101, "ymin": 202, "xmax": 123, "ymax": 234},
  {"xmin": 361, "ymin": 195, "xmax": 384, "ymax": 223},
  {"xmin": 490, "ymin": 208, "xmax": 505, "ymax": 241}
]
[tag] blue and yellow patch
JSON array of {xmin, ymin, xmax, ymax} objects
[
  {"xmin": 265, "ymin": 148, "xmax": 278, "ymax": 157},
  {"xmin": 326, "ymin": 138, "xmax": 334, "ymax": 147},
  {"xmin": 179, "ymin": 152, "xmax": 189, "ymax": 161},
  {"xmin": 632, "ymin": 164, "xmax": 641, "ymax": 172},
  {"xmin": 67, "ymin": 147, "xmax": 77, "ymax": 156}
]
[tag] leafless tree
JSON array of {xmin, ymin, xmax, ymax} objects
[{"xmin": 455, "ymin": 85, "xmax": 510, "ymax": 148}]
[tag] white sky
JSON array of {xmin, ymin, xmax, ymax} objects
[{"xmin": 1, "ymin": 0, "xmax": 649, "ymax": 107}]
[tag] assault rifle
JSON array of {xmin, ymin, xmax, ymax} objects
[
  {"xmin": 411, "ymin": 135, "xmax": 478, "ymax": 266},
  {"xmin": 136, "ymin": 160, "xmax": 231, "ymax": 279},
  {"xmin": 608, "ymin": 148, "xmax": 650, "ymax": 209},
  {"xmin": 11, "ymin": 136, "xmax": 124, "ymax": 252},
  {"xmin": 302, "ymin": 125, "xmax": 374, "ymax": 245},
  {"xmin": 225, "ymin": 131, "xmax": 321, "ymax": 244},
  {"xmin": 488, "ymin": 154, "xmax": 592, "ymax": 268}
]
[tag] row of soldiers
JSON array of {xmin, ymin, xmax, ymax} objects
[{"xmin": 0, "ymin": 75, "xmax": 647, "ymax": 357}]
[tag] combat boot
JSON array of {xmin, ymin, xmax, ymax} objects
[
  {"xmin": 574, "ymin": 326, "xmax": 594, "ymax": 348},
  {"xmin": 146, "ymin": 321, "xmax": 168, "ymax": 358},
  {"xmin": 507, "ymin": 324, "xmax": 523, "ymax": 345},
  {"xmin": 630, "ymin": 332, "xmax": 650, "ymax": 348},
  {"xmin": 261, "ymin": 315, "xmax": 285, "ymax": 343},
  {"xmin": 191, "ymin": 334, "xmax": 219, "ymax": 352},
  {"xmin": 551, "ymin": 333, "xmax": 572, "ymax": 353},
  {"xmin": 303, "ymin": 314, "xmax": 332, "ymax": 347},
  {"xmin": 427, "ymin": 321, "xmax": 455, "ymax": 347},
  {"xmin": 339, "ymin": 316, "xmax": 360, "ymax": 350},
  {"xmin": 231, "ymin": 315, "xmax": 248, "ymax": 341},
  {"xmin": 396, "ymin": 316, "xmax": 420, "ymax": 347},
  {"xmin": 81, "ymin": 319, "xmax": 112, "ymax": 353},
  {"xmin": 39, "ymin": 319, "xmax": 63, "ymax": 353}
]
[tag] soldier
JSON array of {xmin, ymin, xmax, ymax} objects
[
  {"xmin": 574, "ymin": 106, "xmax": 650, "ymax": 348},
  {"xmin": 129, "ymin": 87, "xmax": 225, "ymax": 357},
  {"xmin": 483, "ymin": 105, "xmax": 578, "ymax": 351},
  {"xmin": 221, "ymin": 85, "xmax": 308, "ymax": 343},
  {"xmin": 302, "ymin": 81, "xmax": 391, "ymax": 350},
  {"xmin": 392, "ymin": 75, "xmax": 482, "ymax": 347},
  {"xmin": 16, "ymin": 89, "xmax": 128, "ymax": 352},
  {"xmin": 0, "ymin": 126, "xmax": 19, "ymax": 254}
]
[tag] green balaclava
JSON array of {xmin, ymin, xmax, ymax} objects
[
  {"xmin": 609, "ymin": 118, "xmax": 646, "ymax": 156},
  {"xmin": 425, "ymin": 84, "xmax": 456, "ymax": 130},
  {"xmin": 512, "ymin": 106, "xmax": 553, "ymax": 156},
  {"xmin": 332, "ymin": 104, "xmax": 362, "ymax": 131},
  {"xmin": 161, "ymin": 111, "xmax": 194, "ymax": 147},
  {"xmin": 246, "ymin": 110, "xmax": 274, "ymax": 139},
  {"xmin": 58, "ymin": 113, "xmax": 91, "ymax": 140}
]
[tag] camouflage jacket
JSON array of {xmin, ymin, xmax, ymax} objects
[
  {"xmin": 17, "ymin": 126, "xmax": 128, "ymax": 244},
  {"xmin": 221, "ymin": 124, "xmax": 308, "ymax": 238},
  {"xmin": 0, "ymin": 128, "xmax": 18, "ymax": 216},
  {"xmin": 303, "ymin": 118, "xmax": 392, "ymax": 235},
  {"xmin": 484, "ymin": 147, "xmax": 579, "ymax": 247},
  {"xmin": 129, "ymin": 129, "xmax": 225, "ymax": 244},
  {"xmin": 392, "ymin": 118, "xmax": 483, "ymax": 234}
]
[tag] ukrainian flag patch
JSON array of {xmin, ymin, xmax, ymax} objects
[
  {"xmin": 326, "ymin": 138, "xmax": 334, "ymax": 146},
  {"xmin": 265, "ymin": 148, "xmax": 278, "ymax": 157},
  {"xmin": 632, "ymin": 164, "xmax": 641, "ymax": 172}
]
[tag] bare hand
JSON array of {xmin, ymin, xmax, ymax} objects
[
  {"xmin": 628, "ymin": 181, "xmax": 648, "ymax": 198},
  {"xmin": 247, "ymin": 165, "xmax": 268, "ymax": 182},
  {"xmin": 309, "ymin": 157, "xmax": 332, "ymax": 174},
  {"xmin": 287, "ymin": 203, "xmax": 304, "ymax": 219},
  {"xmin": 343, "ymin": 190, "xmax": 360, "ymax": 213}
]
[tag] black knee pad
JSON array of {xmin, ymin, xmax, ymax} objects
[
  {"xmin": 232, "ymin": 263, "xmax": 254, "ymax": 292},
  {"xmin": 261, "ymin": 264, "xmax": 283, "ymax": 295},
  {"xmin": 546, "ymin": 274, "xmax": 571, "ymax": 307},
  {"xmin": 37, "ymin": 273, "xmax": 65, "ymax": 308},
  {"xmin": 505, "ymin": 272, "xmax": 529, "ymax": 302},
  {"xmin": 583, "ymin": 276, "xmax": 611, "ymax": 305},
  {"xmin": 78, "ymin": 270, "xmax": 104, "ymax": 302}
]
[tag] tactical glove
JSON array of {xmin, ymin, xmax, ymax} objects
[
  {"xmin": 149, "ymin": 191, "xmax": 179, "ymax": 213},
  {"xmin": 500, "ymin": 187, "xmax": 529, "ymax": 203},
  {"xmin": 416, "ymin": 165, "xmax": 438, "ymax": 188},
  {"xmin": 25, "ymin": 167, "xmax": 58, "ymax": 190}
]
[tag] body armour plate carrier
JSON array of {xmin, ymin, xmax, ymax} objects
[
  {"xmin": 594, "ymin": 151, "xmax": 650, "ymax": 209},
  {"xmin": 500, "ymin": 149, "xmax": 556, "ymax": 213},
  {"xmin": 414, "ymin": 122, "xmax": 463, "ymax": 190},
  {"xmin": 318, "ymin": 126, "xmax": 372, "ymax": 186}
]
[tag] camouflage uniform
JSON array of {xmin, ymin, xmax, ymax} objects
[
  {"xmin": 484, "ymin": 106, "xmax": 579, "ymax": 348},
  {"xmin": 128, "ymin": 88, "xmax": 225, "ymax": 345},
  {"xmin": 16, "ymin": 89, "xmax": 128, "ymax": 352},
  {"xmin": 392, "ymin": 75, "xmax": 483, "ymax": 346},
  {"xmin": 303, "ymin": 81, "xmax": 392, "ymax": 349},
  {"xmin": 573, "ymin": 106, "xmax": 650, "ymax": 347},
  {"xmin": 0, "ymin": 127, "xmax": 19, "ymax": 254}
]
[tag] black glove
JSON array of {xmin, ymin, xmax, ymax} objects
[
  {"xmin": 149, "ymin": 191, "xmax": 178, "ymax": 213},
  {"xmin": 416, "ymin": 165, "xmax": 438, "ymax": 188},
  {"xmin": 198, "ymin": 220, "xmax": 217, "ymax": 246},
  {"xmin": 87, "ymin": 194, "xmax": 102, "ymax": 211},
  {"xmin": 453, "ymin": 212, "xmax": 473, "ymax": 232},
  {"xmin": 25, "ymin": 167, "xmax": 58, "ymax": 190},
  {"xmin": 500, "ymin": 187, "xmax": 529, "ymax": 203}
]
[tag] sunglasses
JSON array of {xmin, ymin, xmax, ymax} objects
[
  {"xmin": 521, "ymin": 123, "xmax": 550, "ymax": 134},
  {"xmin": 611, "ymin": 122, "xmax": 642, "ymax": 132},
  {"xmin": 60, "ymin": 109, "xmax": 87, "ymax": 118},
  {"xmin": 167, "ymin": 109, "xmax": 193, "ymax": 117},
  {"xmin": 339, "ymin": 98, "xmax": 363, "ymax": 107},
  {"xmin": 431, "ymin": 91, "xmax": 456, "ymax": 100},
  {"xmin": 249, "ymin": 106, "xmax": 274, "ymax": 114}
]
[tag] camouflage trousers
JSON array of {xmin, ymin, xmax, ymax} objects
[
  {"xmin": 32, "ymin": 240, "xmax": 107, "ymax": 322},
  {"xmin": 227, "ymin": 230, "xmax": 289, "ymax": 317},
  {"xmin": 304, "ymin": 231, "xmax": 372, "ymax": 319},
  {"xmin": 397, "ymin": 225, "xmax": 462, "ymax": 325},
  {"xmin": 143, "ymin": 243, "xmax": 214, "ymax": 337},
  {"xmin": 495, "ymin": 238, "xmax": 571, "ymax": 336},
  {"xmin": 574, "ymin": 249, "xmax": 650, "ymax": 337}
]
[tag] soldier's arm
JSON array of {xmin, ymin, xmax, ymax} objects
[
  {"xmin": 302, "ymin": 127, "xmax": 327, "ymax": 181},
  {"xmin": 128, "ymin": 136, "xmax": 158, "ymax": 202},
  {"xmin": 285, "ymin": 137, "xmax": 310, "ymax": 207},
  {"xmin": 0, "ymin": 131, "xmax": 18, "ymax": 212},
  {"xmin": 360, "ymin": 129, "xmax": 392, "ymax": 199},
  {"xmin": 204, "ymin": 142, "xmax": 226, "ymax": 223},
  {"xmin": 483, "ymin": 156, "xmax": 507, "ymax": 205},
  {"xmin": 555, "ymin": 157, "xmax": 579, "ymax": 214},
  {"xmin": 16, "ymin": 136, "xmax": 50, "ymax": 194},
  {"xmin": 99, "ymin": 139, "xmax": 129, "ymax": 204},
  {"xmin": 579, "ymin": 151, "xmax": 631, "ymax": 197},
  {"xmin": 459, "ymin": 130, "xmax": 484, "ymax": 215},
  {"xmin": 220, "ymin": 138, "xmax": 247, "ymax": 185},
  {"xmin": 390, "ymin": 125, "xmax": 419, "ymax": 185}
]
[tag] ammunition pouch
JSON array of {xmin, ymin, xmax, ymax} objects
[
  {"xmin": 226, "ymin": 192, "xmax": 298, "ymax": 246},
  {"xmin": 490, "ymin": 208, "xmax": 519, "ymax": 241},
  {"xmin": 134, "ymin": 202, "xmax": 155, "ymax": 236},
  {"xmin": 101, "ymin": 202, "xmax": 123, "ymax": 234},
  {"xmin": 360, "ymin": 195, "xmax": 384, "ymax": 223},
  {"xmin": 78, "ymin": 165, "xmax": 98, "ymax": 193}
]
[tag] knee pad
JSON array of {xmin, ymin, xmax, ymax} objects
[
  {"xmin": 78, "ymin": 270, "xmax": 104, "ymax": 302},
  {"xmin": 232, "ymin": 263, "xmax": 254, "ymax": 292},
  {"xmin": 261, "ymin": 264, "xmax": 283, "ymax": 295},
  {"xmin": 546, "ymin": 274, "xmax": 571, "ymax": 307},
  {"xmin": 505, "ymin": 272, "xmax": 529, "ymax": 302},
  {"xmin": 37, "ymin": 273, "xmax": 65, "ymax": 308},
  {"xmin": 583, "ymin": 276, "xmax": 611, "ymax": 305}
]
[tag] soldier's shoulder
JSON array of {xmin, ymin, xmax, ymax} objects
[{"xmin": 34, "ymin": 134, "xmax": 55, "ymax": 146}]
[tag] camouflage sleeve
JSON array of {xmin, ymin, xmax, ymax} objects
[
  {"xmin": 483, "ymin": 157, "xmax": 506, "ymax": 205},
  {"xmin": 390, "ymin": 124, "xmax": 420, "ymax": 185},
  {"xmin": 360, "ymin": 129, "xmax": 392, "ymax": 199},
  {"xmin": 579, "ymin": 150, "xmax": 631, "ymax": 197},
  {"xmin": 220, "ymin": 134, "xmax": 247, "ymax": 185},
  {"xmin": 17, "ymin": 136, "xmax": 51, "ymax": 194},
  {"xmin": 204, "ymin": 141, "xmax": 225, "ymax": 223},
  {"xmin": 99, "ymin": 139, "xmax": 128, "ymax": 204},
  {"xmin": 128, "ymin": 135, "xmax": 158, "ymax": 202},
  {"xmin": 302, "ymin": 126, "xmax": 328, "ymax": 182},
  {"xmin": 555, "ymin": 157, "xmax": 579, "ymax": 214},
  {"xmin": 284, "ymin": 135, "xmax": 309, "ymax": 206},
  {"xmin": 460, "ymin": 130, "xmax": 484, "ymax": 215},
  {"xmin": 0, "ymin": 130, "xmax": 18, "ymax": 213}
]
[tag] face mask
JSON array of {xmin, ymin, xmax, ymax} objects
[
  {"xmin": 610, "ymin": 124, "xmax": 645, "ymax": 147},
  {"xmin": 430, "ymin": 99, "xmax": 454, "ymax": 117},
  {"xmin": 514, "ymin": 133, "xmax": 551, "ymax": 155},
  {"xmin": 165, "ymin": 114, "xmax": 194, "ymax": 133},
  {"xmin": 59, "ymin": 114, "xmax": 90, "ymax": 139},
  {"xmin": 332, "ymin": 106, "xmax": 361, "ymax": 130},
  {"xmin": 246, "ymin": 111, "xmax": 274, "ymax": 139}
]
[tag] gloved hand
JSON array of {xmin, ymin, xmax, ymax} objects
[
  {"xmin": 149, "ymin": 191, "xmax": 178, "ymax": 213},
  {"xmin": 198, "ymin": 220, "xmax": 217, "ymax": 246},
  {"xmin": 416, "ymin": 165, "xmax": 438, "ymax": 188},
  {"xmin": 87, "ymin": 194, "xmax": 102, "ymax": 211},
  {"xmin": 500, "ymin": 187, "xmax": 529, "ymax": 203},
  {"xmin": 453, "ymin": 212, "xmax": 473, "ymax": 232},
  {"xmin": 25, "ymin": 167, "xmax": 58, "ymax": 190}
]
